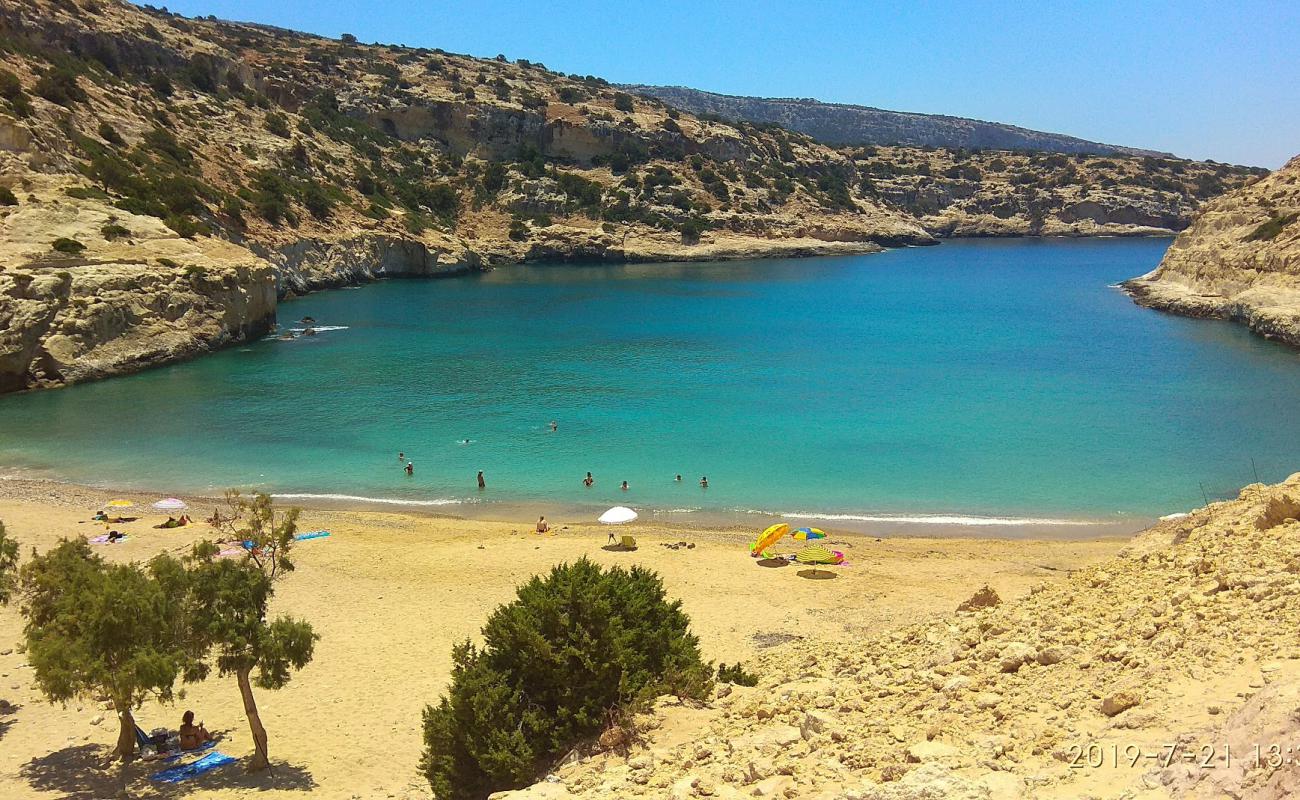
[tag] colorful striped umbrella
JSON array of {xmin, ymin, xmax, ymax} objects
[
  {"xmin": 152, "ymin": 498, "xmax": 187, "ymax": 511},
  {"xmin": 794, "ymin": 544, "xmax": 844, "ymax": 565},
  {"xmin": 792, "ymin": 527, "xmax": 826, "ymax": 540}
]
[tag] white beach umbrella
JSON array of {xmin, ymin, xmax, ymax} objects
[
  {"xmin": 598, "ymin": 506, "xmax": 638, "ymax": 525},
  {"xmin": 152, "ymin": 498, "xmax": 188, "ymax": 511}
]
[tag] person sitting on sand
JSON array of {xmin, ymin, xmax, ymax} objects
[
  {"xmin": 178, "ymin": 514, "xmax": 192, "ymax": 526},
  {"xmin": 178, "ymin": 710, "xmax": 212, "ymax": 750},
  {"xmin": 405, "ymin": 462, "xmax": 414, "ymax": 476},
  {"xmin": 536, "ymin": 516, "xmax": 550, "ymax": 533},
  {"xmin": 583, "ymin": 472, "xmax": 594, "ymax": 487},
  {"xmin": 93, "ymin": 510, "xmax": 108, "ymax": 521}
]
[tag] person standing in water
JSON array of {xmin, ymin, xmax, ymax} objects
[
  {"xmin": 675, "ymin": 474, "xmax": 682, "ymax": 482},
  {"xmin": 477, "ymin": 470, "xmax": 486, "ymax": 490},
  {"xmin": 405, "ymin": 462, "xmax": 414, "ymax": 476},
  {"xmin": 700, "ymin": 476, "xmax": 708, "ymax": 488},
  {"xmin": 550, "ymin": 420, "xmax": 558, "ymax": 432},
  {"xmin": 621, "ymin": 480, "xmax": 629, "ymax": 491},
  {"xmin": 399, "ymin": 452, "xmax": 405, "ymax": 462},
  {"xmin": 583, "ymin": 472, "xmax": 594, "ymax": 487}
]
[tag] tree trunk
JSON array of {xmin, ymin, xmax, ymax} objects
[
  {"xmin": 237, "ymin": 667, "xmax": 270, "ymax": 771},
  {"xmin": 114, "ymin": 704, "xmax": 136, "ymax": 761}
]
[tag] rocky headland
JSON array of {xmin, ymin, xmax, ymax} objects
[{"xmin": 1124, "ymin": 154, "xmax": 1300, "ymax": 347}]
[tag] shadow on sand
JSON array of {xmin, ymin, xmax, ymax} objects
[{"xmin": 22, "ymin": 743, "xmax": 317, "ymax": 798}]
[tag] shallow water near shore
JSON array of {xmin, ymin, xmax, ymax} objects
[{"xmin": 2, "ymin": 238, "xmax": 1298, "ymax": 533}]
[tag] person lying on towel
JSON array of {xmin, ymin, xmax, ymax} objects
[{"xmin": 179, "ymin": 710, "xmax": 213, "ymax": 750}]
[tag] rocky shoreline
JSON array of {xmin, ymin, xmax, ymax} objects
[{"xmin": 1121, "ymin": 154, "xmax": 1300, "ymax": 348}]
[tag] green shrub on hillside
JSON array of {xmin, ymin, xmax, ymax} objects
[
  {"xmin": 612, "ymin": 91, "xmax": 634, "ymax": 113},
  {"xmin": 419, "ymin": 558, "xmax": 712, "ymax": 800},
  {"xmin": 101, "ymin": 223, "xmax": 130, "ymax": 240},
  {"xmin": 52, "ymin": 237, "xmax": 86, "ymax": 254},
  {"xmin": 0, "ymin": 186, "xmax": 18, "ymax": 206},
  {"xmin": 34, "ymin": 67, "xmax": 87, "ymax": 106},
  {"xmin": 716, "ymin": 661, "xmax": 759, "ymax": 686},
  {"xmin": 1245, "ymin": 212, "xmax": 1298, "ymax": 243}
]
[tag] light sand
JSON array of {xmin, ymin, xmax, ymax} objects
[{"xmin": 0, "ymin": 481, "xmax": 1124, "ymax": 799}]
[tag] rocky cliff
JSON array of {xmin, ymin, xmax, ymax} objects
[
  {"xmin": 0, "ymin": 0, "xmax": 1264, "ymax": 393},
  {"xmin": 494, "ymin": 474, "xmax": 1300, "ymax": 799},
  {"xmin": 625, "ymin": 85, "xmax": 1169, "ymax": 157},
  {"xmin": 1124, "ymin": 154, "xmax": 1300, "ymax": 347}
]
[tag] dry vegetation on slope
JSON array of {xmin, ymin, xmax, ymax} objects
[
  {"xmin": 1125, "ymin": 154, "xmax": 1300, "ymax": 347},
  {"xmin": 501, "ymin": 475, "xmax": 1300, "ymax": 800},
  {"xmin": 0, "ymin": 0, "xmax": 1267, "ymax": 393}
]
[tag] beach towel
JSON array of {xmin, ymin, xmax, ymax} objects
[
  {"xmin": 217, "ymin": 547, "xmax": 245, "ymax": 559},
  {"xmin": 150, "ymin": 751, "xmax": 236, "ymax": 783},
  {"xmin": 294, "ymin": 530, "xmax": 330, "ymax": 541},
  {"xmin": 90, "ymin": 534, "xmax": 126, "ymax": 544}
]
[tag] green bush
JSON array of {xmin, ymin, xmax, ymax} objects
[
  {"xmin": 148, "ymin": 71, "xmax": 173, "ymax": 98},
  {"xmin": 35, "ymin": 67, "xmax": 87, "ymax": 106},
  {"xmin": 101, "ymin": 223, "xmax": 130, "ymax": 240},
  {"xmin": 612, "ymin": 91, "xmax": 635, "ymax": 113},
  {"xmin": 1244, "ymin": 212, "xmax": 1298, "ymax": 243},
  {"xmin": 264, "ymin": 112, "xmax": 291, "ymax": 138},
  {"xmin": 717, "ymin": 661, "xmax": 758, "ymax": 686},
  {"xmin": 420, "ymin": 558, "xmax": 712, "ymax": 800},
  {"xmin": 0, "ymin": 186, "xmax": 18, "ymax": 206},
  {"xmin": 97, "ymin": 121, "xmax": 124, "ymax": 146},
  {"xmin": 508, "ymin": 218, "xmax": 529, "ymax": 240},
  {"xmin": 52, "ymin": 237, "xmax": 86, "ymax": 254}
]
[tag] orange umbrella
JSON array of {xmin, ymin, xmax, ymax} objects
[{"xmin": 750, "ymin": 523, "xmax": 790, "ymax": 557}]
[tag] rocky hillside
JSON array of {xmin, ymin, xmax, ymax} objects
[
  {"xmin": 1124, "ymin": 154, "xmax": 1300, "ymax": 347},
  {"xmin": 497, "ymin": 474, "xmax": 1300, "ymax": 799},
  {"xmin": 0, "ymin": 0, "xmax": 1264, "ymax": 394},
  {"xmin": 852, "ymin": 145, "xmax": 1258, "ymax": 237},
  {"xmin": 625, "ymin": 85, "xmax": 1167, "ymax": 156}
]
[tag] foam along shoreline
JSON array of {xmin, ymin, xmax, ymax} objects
[{"xmin": 0, "ymin": 475, "xmax": 1149, "ymax": 539}]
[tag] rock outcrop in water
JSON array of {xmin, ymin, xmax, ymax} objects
[
  {"xmin": 1124, "ymin": 154, "xmax": 1300, "ymax": 347},
  {"xmin": 494, "ymin": 473, "xmax": 1300, "ymax": 799},
  {"xmin": 0, "ymin": 0, "xmax": 1264, "ymax": 392}
]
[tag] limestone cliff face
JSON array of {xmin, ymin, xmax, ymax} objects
[{"xmin": 1124, "ymin": 154, "xmax": 1300, "ymax": 346}]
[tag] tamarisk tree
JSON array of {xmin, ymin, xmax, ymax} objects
[
  {"xmin": 21, "ymin": 539, "xmax": 191, "ymax": 759},
  {"xmin": 0, "ymin": 519, "xmax": 17, "ymax": 604},
  {"xmin": 188, "ymin": 491, "xmax": 317, "ymax": 771}
]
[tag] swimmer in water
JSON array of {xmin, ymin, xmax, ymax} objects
[
  {"xmin": 621, "ymin": 481, "xmax": 629, "ymax": 491},
  {"xmin": 399, "ymin": 452, "xmax": 405, "ymax": 462},
  {"xmin": 477, "ymin": 470, "xmax": 486, "ymax": 490},
  {"xmin": 550, "ymin": 420, "xmax": 558, "ymax": 432},
  {"xmin": 405, "ymin": 462, "xmax": 414, "ymax": 476},
  {"xmin": 700, "ymin": 476, "xmax": 708, "ymax": 488},
  {"xmin": 675, "ymin": 474, "xmax": 682, "ymax": 482},
  {"xmin": 583, "ymin": 472, "xmax": 594, "ymax": 487}
]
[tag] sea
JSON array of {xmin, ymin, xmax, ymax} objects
[{"xmin": 3, "ymin": 238, "xmax": 1298, "ymax": 537}]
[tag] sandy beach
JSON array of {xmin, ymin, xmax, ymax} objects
[{"xmin": 0, "ymin": 478, "xmax": 1125, "ymax": 799}]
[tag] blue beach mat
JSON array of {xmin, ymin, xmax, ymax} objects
[
  {"xmin": 294, "ymin": 530, "xmax": 331, "ymax": 541},
  {"xmin": 150, "ymin": 751, "xmax": 236, "ymax": 783}
]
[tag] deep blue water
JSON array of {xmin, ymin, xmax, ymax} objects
[{"xmin": 2, "ymin": 238, "xmax": 1297, "ymax": 529}]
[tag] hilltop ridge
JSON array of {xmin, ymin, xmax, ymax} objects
[{"xmin": 624, "ymin": 85, "xmax": 1172, "ymax": 157}]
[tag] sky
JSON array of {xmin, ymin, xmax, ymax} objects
[{"xmin": 159, "ymin": 0, "xmax": 1299, "ymax": 168}]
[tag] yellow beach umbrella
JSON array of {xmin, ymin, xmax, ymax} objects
[
  {"xmin": 750, "ymin": 523, "xmax": 789, "ymax": 557},
  {"xmin": 106, "ymin": 499, "xmax": 135, "ymax": 509}
]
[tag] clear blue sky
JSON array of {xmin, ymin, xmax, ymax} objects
[{"xmin": 161, "ymin": 0, "xmax": 1298, "ymax": 168}]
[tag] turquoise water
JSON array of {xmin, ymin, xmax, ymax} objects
[{"xmin": 2, "ymin": 238, "xmax": 1298, "ymax": 530}]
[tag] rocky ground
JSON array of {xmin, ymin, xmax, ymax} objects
[
  {"xmin": 493, "ymin": 474, "xmax": 1300, "ymax": 800},
  {"xmin": 1125, "ymin": 154, "xmax": 1300, "ymax": 348},
  {"xmin": 0, "ymin": 0, "xmax": 1266, "ymax": 393}
]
